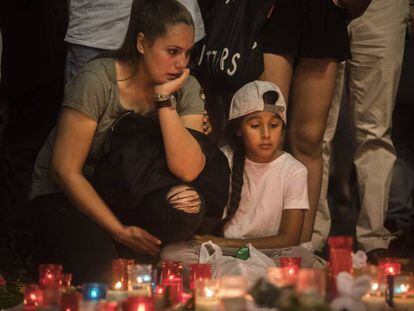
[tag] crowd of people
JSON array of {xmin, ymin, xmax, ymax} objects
[{"xmin": 0, "ymin": 0, "xmax": 413, "ymax": 285}]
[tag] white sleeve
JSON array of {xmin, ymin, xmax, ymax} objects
[{"xmin": 283, "ymin": 168, "xmax": 309, "ymax": 210}]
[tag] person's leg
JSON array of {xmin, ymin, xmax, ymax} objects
[
  {"xmin": 311, "ymin": 62, "xmax": 346, "ymax": 251},
  {"xmin": 288, "ymin": 58, "xmax": 338, "ymax": 243},
  {"xmin": 349, "ymin": 0, "xmax": 409, "ymax": 252},
  {"xmin": 135, "ymin": 185, "xmax": 206, "ymax": 244},
  {"xmin": 259, "ymin": 53, "xmax": 293, "ymax": 103},
  {"xmin": 30, "ymin": 193, "xmax": 118, "ymax": 285}
]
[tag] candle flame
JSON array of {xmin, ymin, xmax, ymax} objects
[
  {"xmin": 114, "ymin": 281, "xmax": 123, "ymax": 290},
  {"xmin": 400, "ymin": 284, "xmax": 409, "ymax": 293},
  {"xmin": 46, "ymin": 273, "xmax": 53, "ymax": 279},
  {"xmin": 205, "ymin": 288, "xmax": 214, "ymax": 298},
  {"xmin": 388, "ymin": 267, "xmax": 394, "ymax": 274},
  {"xmin": 138, "ymin": 303, "xmax": 146, "ymax": 311},
  {"xmin": 288, "ymin": 268, "xmax": 295, "ymax": 275},
  {"xmin": 30, "ymin": 293, "xmax": 37, "ymax": 301},
  {"xmin": 371, "ymin": 282, "xmax": 379, "ymax": 291}
]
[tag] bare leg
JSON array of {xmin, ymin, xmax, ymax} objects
[
  {"xmin": 288, "ymin": 58, "xmax": 338, "ymax": 243},
  {"xmin": 259, "ymin": 53, "xmax": 294, "ymax": 103}
]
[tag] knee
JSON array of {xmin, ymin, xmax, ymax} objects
[
  {"xmin": 289, "ymin": 126, "xmax": 324, "ymax": 158},
  {"xmin": 166, "ymin": 185, "xmax": 204, "ymax": 215}
]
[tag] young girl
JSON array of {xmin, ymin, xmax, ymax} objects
[{"xmin": 161, "ymin": 80, "xmax": 310, "ymax": 262}]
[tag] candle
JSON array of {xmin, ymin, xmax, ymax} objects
[
  {"xmin": 160, "ymin": 261, "xmax": 183, "ymax": 284},
  {"xmin": 23, "ymin": 284, "xmax": 44, "ymax": 310},
  {"xmin": 328, "ymin": 236, "xmax": 353, "ymax": 277},
  {"xmin": 112, "ymin": 258, "xmax": 134, "ymax": 290},
  {"xmin": 122, "ymin": 296, "xmax": 155, "ymax": 311},
  {"xmin": 163, "ymin": 276, "xmax": 183, "ymax": 305},
  {"xmin": 295, "ymin": 268, "xmax": 326, "ymax": 305},
  {"xmin": 219, "ymin": 276, "xmax": 247, "ymax": 311},
  {"xmin": 195, "ymin": 279, "xmax": 220, "ymax": 311},
  {"xmin": 61, "ymin": 273, "xmax": 72, "ymax": 288},
  {"xmin": 39, "ymin": 264, "xmax": 62, "ymax": 289},
  {"xmin": 127, "ymin": 264, "xmax": 152, "ymax": 296},
  {"xmin": 280, "ymin": 257, "xmax": 301, "ymax": 281},
  {"xmin": 378, "ymin": 258, "xmax": 401, "ymax": 282},
  {"xmin": 83, "ymin": 283, "xmax": 107, "ymax": 301},
  {"xmin": 189, "ymin": 263, "xmax": 212, "ymax": 290},
  {"xmin": 60, "ymin": 291, "xmax": 81, "ymax": 311},
  {"xmin": 267, "ymin": 267, "xmax": 295, "ymax": 287},
  {"xmin": 96, "ymin": 301, "xmax": 119, "ymax": 311}
]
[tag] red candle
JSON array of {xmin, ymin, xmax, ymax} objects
[
  {"xmin": 162, "ymin": 276, "xmax": 183, "ymax": 306},
  {"xmin": 379, "ymin": 258, "xmax": 401, "ymax": 281},
  {"xmin": 23, "ymin": 284, "xmax": 44, "ymax": 310},
  {"xmin": 60, "ymin": 291, "xmax": 81, "ymax": 311},
  {"xmin": 160, "ymin": 261, "xmax": 183, "ymax": 284},
  {"xmin": 97, "ymin": 301, "xmax": 119, "ymax": 311},
  {"xmin": 61, "ymin": 273, "xmax": 72, "ymax": 287},
  {"xmin": 189, "ymin": 263, "xmax": 212, "ymax": 290},
  {"xmin": 122, "ymin": 296, "xmax": 154, "ymax": 311},
  {"xmin": 328, "ymin": 236, "xmax": 353, "ymax": 276},
  {"xmin": 39, "ymin": 264, "xmax": 62, "ymax": 289},
  {"xmin": 280, "ymin": 257, "xmax": 301, "ymax": 277},
  {"xmin": 112, "ymin": 258, "xmax": 134, "ymax": 290}
]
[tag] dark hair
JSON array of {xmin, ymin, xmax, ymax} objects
[
  {"xmin": 216, "ymin": 90, "xmax": 285, "ymax": 234},
  {"xmin": 101, "ymin": 0, "xmax": 194, "ymax": 66}
]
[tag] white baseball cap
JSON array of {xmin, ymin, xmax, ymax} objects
[{"xmin": 228, "ymin": 80, "xmax": 287, "ymax": 124}]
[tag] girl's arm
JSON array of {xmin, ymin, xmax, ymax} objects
[
  {"xmin": 51, "ymin": 108, "xmax": 161, "ymax": 255},
  {"xmin": 194, "ymin": 209, "xmax": 306, "ymax": 249},
  {"xmin": 155, "ymin": 69, "xmax": 205, "ymax": 182}
]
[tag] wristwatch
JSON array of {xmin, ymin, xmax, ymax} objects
[{"xmin": 154, "ymin": 93, "xmax": 177, "ymax": 109}]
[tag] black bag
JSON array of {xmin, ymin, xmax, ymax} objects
[
  {"xmin": 93, "ymin": 112, "xmax": 230, "ymax": 220},
  {"xmin": 194, "ymin": 0, "xmax": 274, "ymax": 95}
]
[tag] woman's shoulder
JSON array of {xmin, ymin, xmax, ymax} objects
[{"xmin": 79, "ymin": 58, "xmax": 116, "ymax": 81}]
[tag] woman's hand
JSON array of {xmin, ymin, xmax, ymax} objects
[
  {"xmin": 115, "ymin": 226, "xmax": 161, "ymax": 256},
  {"xmin": 154, "ymin": 68, "xmax": 190, "ymax": 96},
  {"xmin": 192, "ymin": 234, "xmax": 227, "ymax": 247}
]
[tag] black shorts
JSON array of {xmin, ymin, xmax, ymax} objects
[{"xmin": 262, "ymin": 0, "xmax": 351, "ymax": 61}]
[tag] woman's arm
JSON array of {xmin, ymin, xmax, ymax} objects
[
  {"xmin": 51, "ymin": 108, "xmax": 161, "ymax": 255},
  {"xmin": 194, "ymin": 209, "xmax": 305, "ymax": 249},
  {"xmin": 155, "ymin": 69, "xmax": 205, "ymax": 182}
]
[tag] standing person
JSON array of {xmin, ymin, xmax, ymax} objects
[
  {"xmin": 29, "ymin": 0, "xmax": 209, "ymax": 284},
  {"xmin": 259, "ymin": 0, "xmax": 352, "ymax": 244},
  {"xmin": 65, "ymin": 0, "xmax": 205, "ymax": 81},
  {"xmin": 161, "ymin": 81, "xmax": 312, "ymax": 265},
  {"xmin": 313, "ymin": 0, "xmax": 409, "ymax": 261}
]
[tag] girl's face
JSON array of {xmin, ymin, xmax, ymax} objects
[
  {"xmin": 238, "ymin": 111, "xmax": 284, "ymax": 163},
  {"xmin": 138, "ymin": 23, "xmax": 194, "ymax": 84}
]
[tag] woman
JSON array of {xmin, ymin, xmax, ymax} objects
[
  {"xmin": 29, "ymin": 0, "xmax": 210, "ymax": 284},
  {"xmin": 259, "ymin": 0, "xmax": 352, "ymax": 244}
]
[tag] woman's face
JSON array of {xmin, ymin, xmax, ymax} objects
[{"xmin": 139, "ymin": 23, "xmax": 194, "ymax": 84}]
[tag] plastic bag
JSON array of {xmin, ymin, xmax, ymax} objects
[{"xmin": 199, "ymin": 241, "xmax": 275, "ymax": 287}]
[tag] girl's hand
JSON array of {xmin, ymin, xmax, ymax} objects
[
  {"xmin": 115, "ymin": 226, "xmax": 161, "ymax": 256},
  {"xmin": 192, "ymin": 234, "xmax": 226, "ymax": 247},
  {"xmin": 154, "ymin": 68, "xmax": 190, "ymax": 96}
]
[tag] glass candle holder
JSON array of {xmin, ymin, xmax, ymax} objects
[
  {"xmin": 280, "ymin": 257, "xmax": 301, "ymax": 280},
  {"xmin": 83, "ymin": 283, "xmax": 108, "ymax": 301},
  {"xmin": 219, "ymin": 276, "xmax": 247, "ymax": 311},
  {"xmin": 394, "ymin": 275, "xmax": 413, "ymax": 298},
  {"xmin": 97, "ymin": 301, "xmax": 119, "ymax": 311},
  {"xmin": 160, "ymin": 261, "xmax": 183, "ymax": 284},
  {"xmin": 328, "ymin": 236, "xmax": 353, "ymax": 277},
  {"xmin": 61, "ymin": 273, "xmax": 72, "ymax": 287},
  {"xmin": 195, "ymin": 279, "xmax": 220, "ymax": 311},
  {"xmin": 267, "ymin": 267, "xmax": 296, "ymax": 287},
  {"xmin": 127, "ymin": 264, "xmax": 153, "ymax": 296},
  {"xmin": 23, "ymin": 284, "xmax": 44, "ymax": 310},
  {"xmin": 189, "ymin": 263, "xmax": 212, "ymax": 290},
  {"xmin": 122, "ymin": 296, "xmax": 155, "ymax": 311},
  {"xmin": 163, "ymin": 275, "xmax": 183, "ymax": 306},
  {"xmin": 39, "ymin": 264, "xmax": 62, "ymax": 289},
  {"xmin": 378, "ymin": 258, "xmax": 401, "ymax": 279},
  {"xmin": 295, "ymin": 268, "xmax": 326, "ymax": 305},
  {"xmin": 112, "ymin": 258, "xmax": 134, "ymax": 290},
  {"xmin": 61, "ymin": 291, "xmax": 82, "ymax": 311}
]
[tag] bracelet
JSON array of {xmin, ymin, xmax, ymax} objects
[{"xmin": 154, "ymin": 94, "xmax": 177, "ymax": 109}]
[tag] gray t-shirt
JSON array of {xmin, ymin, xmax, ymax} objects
[
  {"xmin": 65, "ymin": 0, "xmax": 133, "ymax": 50},
  {"xmin": 30, "ymin": 58, "xmax": 205, "ymax": 200}
]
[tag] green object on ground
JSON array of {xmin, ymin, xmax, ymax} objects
[{"xmin": 236, "ymin": 246, "xmax": 250, "ymax": 260}]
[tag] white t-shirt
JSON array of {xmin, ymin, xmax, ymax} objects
[{"xmin": 221, "ymin": 146, "xmax": 309, "ymax": 239}]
